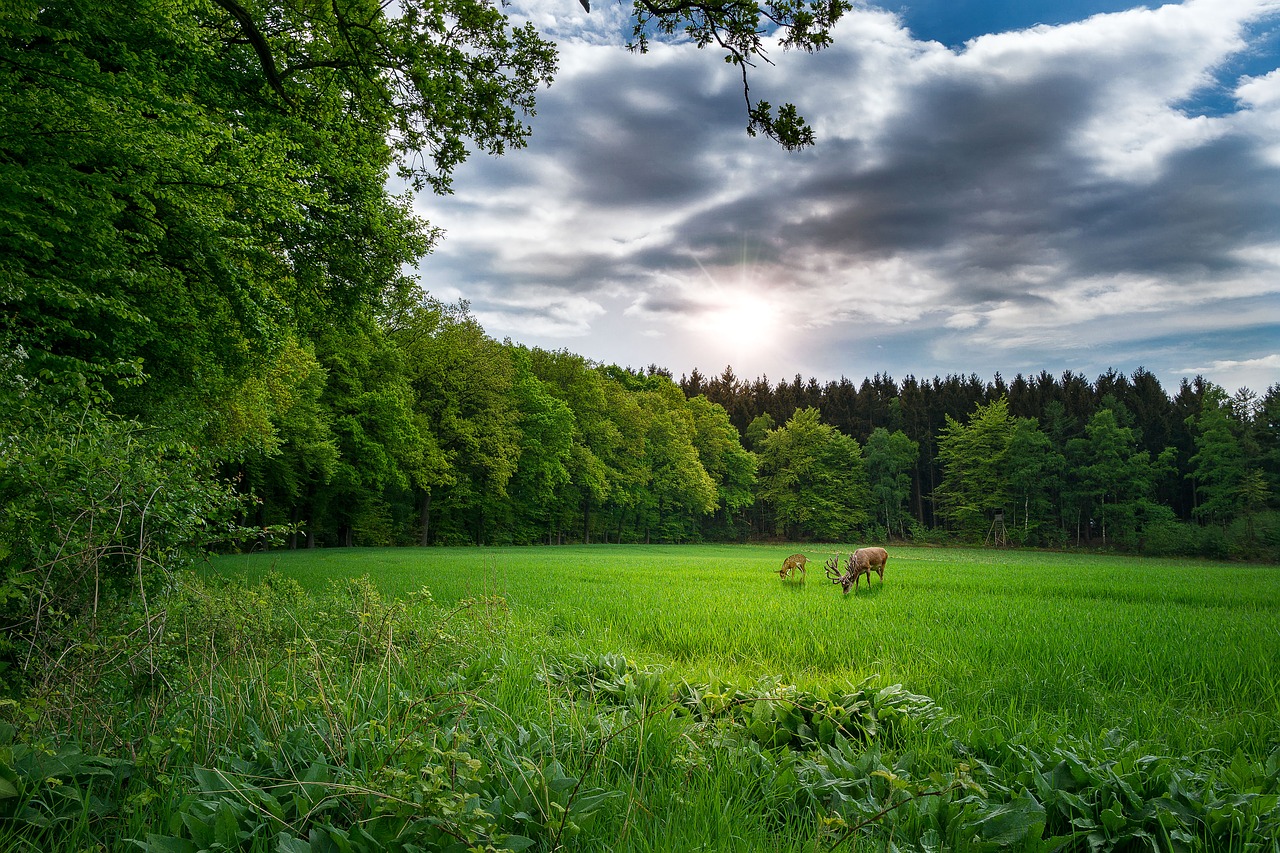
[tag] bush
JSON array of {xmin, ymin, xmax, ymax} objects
[
  {"xmin": 1227, "ymin": 510, "xmax": 1280, "ymax": 561},
  {"xmin": 0, "ymin": 407, "xmax": 252, "ymax": 699}
]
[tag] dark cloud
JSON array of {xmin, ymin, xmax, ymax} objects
[
  {"xmin": 419, "ymin": 1, "xmax": 1280, "ymax": 393},
  {"xmin": 527, "ymin": 54, "xmax": 746, "ymax": 208},
  {"xmin": 1062, "ymin": 133, "xmax": 1280, "ymax": 278}
]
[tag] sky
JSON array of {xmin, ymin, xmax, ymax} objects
[{"xmin": 411, "ymin": 0, "xmax": 1280, "ymax": 397}]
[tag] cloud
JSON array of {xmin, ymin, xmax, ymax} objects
[
  {"xmin": 1176, "ymin": 354, "xmax": 1280, "ymax": 374},
  {"xmin": 1173, "ymin": 352, "xmax": 1280, "ymax": 394},
  {"xmin": 417, "ymin": 0, "xmax": 1280, "ymax": 389}
]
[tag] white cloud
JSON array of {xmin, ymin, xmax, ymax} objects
[
  {"xmin": 1178, "ymin": 354, "xmax": 1280, "ymax": 372},
  {"xmin": 1174, "ymin": 354, "xmax": 1280, "ymax": 394}
]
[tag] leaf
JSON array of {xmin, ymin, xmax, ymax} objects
[
  {"xmin": 180, "ymin": 809, "xmax": 215, "ymax": 848},
  {"xmin": 275, "ymin": 833, "xmax": 312, "ymax": 853},
  {"xmin": 215, "ymin": 801, "xmax": 242, "ymax": 848},
  {"xmin": 135, "ymin": 835, "xmax": 198, "ymax": 853},
  {"xmin": 500, "ymin": 834, "xmax": 536, "ymax": 851},
  {"xmin": 1099, "ymin": 805, "xmax": 1126, "ymax": 834},
  {"xmin": 193, "ymin": 766, "xmax": 232, "ymax": 795},
  {"xmin": 970, "ymin": 791, "xmax": 1046, "ymax": 844},
  {"xmin": 0, "ymin": 775, "xmax": 18, "ymax": 800},
  {"xmin": 545, "ymin": 767, "xmax": 577, "ymax": 794}
]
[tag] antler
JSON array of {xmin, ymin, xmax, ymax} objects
[{"xmin": 824, "ymin": 553, "xmax": 843, "ymax": 583}]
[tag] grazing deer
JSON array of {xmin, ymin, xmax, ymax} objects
[
  {"xmin": 824, "ymin": 551, "xmax": 865, "ymax": 594},
  {"xmin": 778, "ymin": 553, "xmax": 808, "ymax": 581},
  {"xmin": 851, "ymin": 547, "xmax": 888, "ymax": 584},
  {"xmin": 825, "ymin": 547, "xmax": 888, "ymax": 595}
]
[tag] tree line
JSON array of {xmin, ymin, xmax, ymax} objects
[
  {"xmin": 202, "ymin": 320, "xmax": 1280, "ymax": 556},
  {"xmin": 682, "ymin": 365, "xmax": 1279, "ymax": 555},
  {"xmin": 234, "ymin": 327, "xmax": 1276, "ymax": 555}
]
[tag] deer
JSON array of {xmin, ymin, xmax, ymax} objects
[
  {"xmin": 778, "ymin": 553, "xmax": 808, "ymax": 581},
  {"xmin": 851, "ymin": 547, "xmax": 888, "ymax": 585},
  {"xmin": 824, "ymin": 547, "xmax": 888, "ymax": 595},
  {"xmin": 824, "ymin": 551, "xmax": 864, "ymax": 594}
]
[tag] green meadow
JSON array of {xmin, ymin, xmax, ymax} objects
[
  {"xmin": 211, "ymin": 545, "xmax": 1280, "ymax": 760},
  {"xmin": 9, "ymin": 546, "xmax": 1278, "ymax": 852}
]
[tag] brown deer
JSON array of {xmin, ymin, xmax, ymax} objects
[
  {"xmin": 825, "ymin": 547, "xmax": 888, "ymax": 594},
  {"xmin": 849, "ymin": 547, "xmax": 888, "ymax": 588},
  {"xmin": 778, "ymin": 553, "xmax": 808, "ymax": 581},
  {"xmin": 824, "ymin": 551, "xmax": 864, "ymax": 594}
]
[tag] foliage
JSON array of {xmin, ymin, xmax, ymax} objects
[
  {"xmin": 934, "ymin": 398, "xmax": 1018, "ymax": 540},
  {"xmin": 1069, "ymin": 406, "xmax": 1175, "ymax": 549},
  {"xmin": 0, "ymin": 406, "xmax": 251, "ymax": 699},
  {"xmin": 1187, "ymin": 386, "xmax": 1258, "ymax": 530},
  {"xmin": 2, "ymin": 0, "xmax": 456, "ymax": 420},
  {"xmin": 757, "ymin": 407, "xmax": 869, "ymax": 540},
  {"xmin": 2, "ymin": 552, "xmax": 1279, "ymax": 851},
  {"xmin": 627, "ymin": 0, "xmax": 854, "ymax": 149},
  {"xmin": 973, "ymin": 730, "xmax": 1280, "ymax": 852},
  {"xmin": 864, "ymin": 427, "xmax": 918, "ymax": 539}
]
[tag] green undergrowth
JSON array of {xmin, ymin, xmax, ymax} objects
[{"xmin": 2, "ymin": 573, "xmax": 1278, "ymax": 852}]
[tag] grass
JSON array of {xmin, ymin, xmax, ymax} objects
[
  {"xmin": 209, "ymin": 544, "xmax": 1280, "ymax": 761},
  {"xmin": 6, "ymin": 545, "xmax": 1277, "ymax": 851}
]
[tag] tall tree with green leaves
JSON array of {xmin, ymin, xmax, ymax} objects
[
  {"xmin": 7, "ymin": 0, "xmax": 532, "ymax": 418},
  {"xmin": 529, "ymin": 350, "xmax": 626, "ymax": 543},
  {"xmin": 756, "ymin": 408, "xmax": 868, "ymax": 541},
  {"xmin": 502, "ymin": 348, "xmax": 575, "ymax": 544},
  {"xmin": 1186, "ymin": 386, "xmax": 1251, "ymax": 531},
  {"xmin": 687, "ymin": 395, "xmax": 758, "ymax": 539},
  {"xmin": 934, "ymin": 398, "xmax": 1015, "ymax": 541},
  {"xmin": 1069, "ymin": 406, "xmax": 1173, "ymax": 548},
  {"xmin": 394, "ymin": 300, "xmax": 520, "ymax": 545},
  {"xmin": 308, "ymin": 318, "xmax": 428, "ymax": 546},
  {"xmin": 1004, "ymin": 416, "xmax": 1065, "ymax": 545},
  {"xmin": 863, "ymin": 428, "xmax": 918, "ymax": 538}
]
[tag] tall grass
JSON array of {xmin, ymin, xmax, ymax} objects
[
  {"xmin": 211, "ymin": 545, "xmax": 1280, "ymax": 760},
  {"xmin": 4, "ymin": 546, "xmax": 1276, "ymax": 851}
]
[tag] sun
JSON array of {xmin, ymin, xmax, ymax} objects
[
  {"xmin": 676, "ymin": 245, "xmax": 790, "ymax": 367},
  {"xmin": 699, "ymin": 290, "xmax": 781, "ymax": 344}
]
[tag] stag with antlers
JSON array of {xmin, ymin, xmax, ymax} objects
[{"xmin": 825, "ymin": 547, "xmax": 888, "ymax": 595}]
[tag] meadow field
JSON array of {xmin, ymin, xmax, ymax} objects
[
  {"xmin": 8, "ymin": 546, "xmax": 1277, "ymax": 852},
  {"xmin": 211, "ymin": 544, "xmax": 1280, "ymax": 760},
  {"xmin": 146, "ymin": 543, "xmax": 1279, "ymax": 852}
]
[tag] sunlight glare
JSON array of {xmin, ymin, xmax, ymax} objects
[{"xmin": 698, "ymin": 289, "xmax": 781, "ymax": 345}]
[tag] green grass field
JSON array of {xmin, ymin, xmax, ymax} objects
[
  {"xmin": 10, "ymin": 544, "xmax": 1277, "ymax": 852},
  {"xmin": 210, "ymin": 544, "xmax": 1280, "ymax": 761}
]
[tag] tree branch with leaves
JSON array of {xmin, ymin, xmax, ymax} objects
[{"xmin": 625, "ymin": 0, "xmax": 852, "ymax": 148}]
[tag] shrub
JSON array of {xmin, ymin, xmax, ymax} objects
[
  {"xmin": 0, "ymin": 407, "xmax": 252, "ymax": 700},
  {"xmin": 1227, "ymin": 510, "xmax": 1280, "ymax": 561}
]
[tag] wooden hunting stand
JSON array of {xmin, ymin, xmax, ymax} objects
[{"xmin": 985, "ymin": 511, "xmax": 1008, "ymax": 547}]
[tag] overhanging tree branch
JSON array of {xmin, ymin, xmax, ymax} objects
[
  {"xmin": 620, "ymin": 0, "xmax": 851, "ymax": 149},
  {"xmin": 210, "ymin": 0, "xmax": 294, "ymax": 104}
]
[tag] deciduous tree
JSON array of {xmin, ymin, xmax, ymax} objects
[
  {"xmin": 757, "ymin": 407, "xmax": 868, "ymax": 540},
  {"xmin": 864, "ymin": 427, "xmax": 917, "ymax": 538}
]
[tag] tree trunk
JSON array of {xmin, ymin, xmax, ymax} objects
[{"xmin": 419, "ymin": 492, "xmax": 431, "ymax": 546}]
